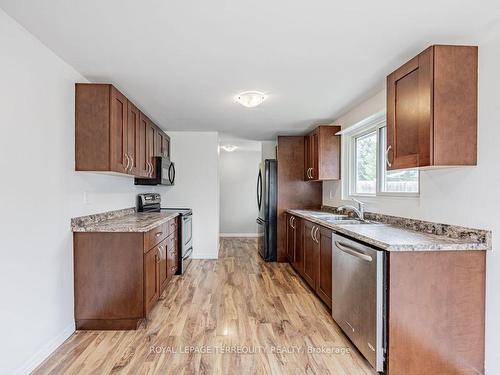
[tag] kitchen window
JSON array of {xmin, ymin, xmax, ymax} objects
[{"xmin": 347, "ymin": 114, "xmax": 419, "ymax": 197}]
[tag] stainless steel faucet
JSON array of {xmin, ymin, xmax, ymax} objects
[{"xmin": 338, "ymin": 198, "xmax": 365, "ymax": 220}]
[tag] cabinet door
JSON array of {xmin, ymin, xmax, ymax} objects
[
  {"xmin": 167, "ymin": 232, "xmax": 177, "ymax": 279},
  {"xmin": 127, "ymin": 102, "xmax": 140, "ymax": 175},
  {"xmin": 387, "ymin": 47, "xmax": 432, "ymax": 170},
  {"xmin": 303, "ymin": 221, "xmax": 316, "ymax": 289},
  {"xmin": 292, "ymin": 218, "xmax": 304, "ymax": 275},
  {"xmin": 109, "ymin": 87, "xmax": 128, "ymax": 173},
  {"xmin": 146, "ymin": 121, "xmax": 157, "ymax": 178},
  {"xmin": 138, "ymin": 113, "xmax": 150, "ymax": 177},
  {"xmin": 144, "ymin": 247, "xmax": 160, "ymax": 314},
  {"xmin": 158, "ymin": 239, "xmax": 168, "ymax": 291},
  {"xmin": 155, "ymin": 130, "xmax": 171, "ymax": 158},
  {"xmin": 310, "ymin": 130, "xmax": 319, "ymax": 180},
  {"xmin": 316, "ymin": 227, "xmax": 332, "ymax": 308},
  {"xmin": 154, "ymin": 129, "xmax": 162, "ymax": 157},
  {"xmin": 162, "ymin": 134, "xmax": 170, "ymax": 159},
  {"xmin": 286, "ymin": 214, "xmax": 296, "ymax": 263},
  {"xmin": 304, "ymin": 136, "xmax": 311, "ymax": 181}
]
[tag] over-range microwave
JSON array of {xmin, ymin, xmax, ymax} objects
[{"xmin": 134, "ymin": 156, "xmax": 175, "ymax": 186}]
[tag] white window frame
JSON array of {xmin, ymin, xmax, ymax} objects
[{"xmin": 342, "ymin": 111, "xmax": 420, "ymax": 199}]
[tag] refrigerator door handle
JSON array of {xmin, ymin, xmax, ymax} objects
[{"xmin": 257, "ymin": 170, "xmax": 263, "ymax": 210}]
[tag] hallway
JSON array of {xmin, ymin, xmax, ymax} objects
[{"xmin": 32, "ymin": 238, "xmax": 374, "ymax": 374}]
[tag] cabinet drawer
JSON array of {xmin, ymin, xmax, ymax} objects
[{"xmin": 144, "ymin": 222, "xmax": 168, "ymax": 251}]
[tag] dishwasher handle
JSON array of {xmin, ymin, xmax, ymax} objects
[{"xmin": 335, "ymin": 241, "xmax": 373, "ymax": 262}]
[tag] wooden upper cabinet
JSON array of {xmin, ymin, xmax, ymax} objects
[
  {"xmin": 304, "ymin": 125, "xmax": 341, "ymax": 181},
  {"xmin": 75, "ymin": 83, "xmax": 170, "ymax": 178},
  {"xmin": 386, "ymin": 45, "xmax": 477, "ymax": 170}
]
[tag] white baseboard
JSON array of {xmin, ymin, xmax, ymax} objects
[
  {"xmin": 219, "ymin": 233, "xmax": 259, "ymax": 238},
  {"xmin": 15, "ymin": 323, "xmax": 75, "ymax": 375}
]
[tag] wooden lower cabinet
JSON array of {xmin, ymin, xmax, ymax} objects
[
  {"xmin": 386, "ymin": 250, "xmax": 486, "ymax": 375},
  {"xmin": 290, "ymin": 217, "xmax": 332, "ymax": 308},
  {"xmin": 286, "ymin": 213, "xmax": 304, "ymax": 275},
  {"xmin": 74, "ymin": 217, "xmax": 178, "ymax": 330}
]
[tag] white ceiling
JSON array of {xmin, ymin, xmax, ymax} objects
[{"xmin": 1, "ymin": 1, "xmax": 500, "ymax": 140}]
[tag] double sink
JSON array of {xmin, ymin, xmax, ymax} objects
[{"xmin": 293, "ymin": 210, "xmax": 378, "ymax": 226}]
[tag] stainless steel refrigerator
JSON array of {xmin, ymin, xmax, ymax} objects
[{"xmin": 256, "ymin": 159, "xmax": 277, "ymax": 261}]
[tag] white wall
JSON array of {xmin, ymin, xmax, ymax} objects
[
  {"xmin": 0, "ymin": 9, "xmax": 159, "ymax": 375},
  {"xmin": 161, "ymin": 132, "xmax": 220, "ymax": 258},
  {"xmin": 323, "ymin": 26, "xmax": 500, "ymax": 373},
  {"xmin": 219, "ymin": 142, "xmax": 261, "ymax": 236}
]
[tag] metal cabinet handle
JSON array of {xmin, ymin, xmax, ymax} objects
[
  {"xmin": 310, "ymin": 226, "xmax": 315, "ymax": 240},
  {"xmin": 307, "ymin": 167, "xmax": 312, "ymax": 179},
  {"xmin": 313, "ymin": 227, "xmax": 320, "ymax": 243},
  {"xmin": 124, "ymin": 154, "xmax": 130, "ymax": 171},
  {"xmin": 155, "ymin": 231, "xmax": 163, "ymax": 237},
  {"xmin": 148, "ymin": 161, "xmax": 153, "ymax": 176},
  {"xmin": 385, "ymin": 145, "xmax": 392, "ymax": 168},
  {"xmin": 310, "ymin": 168, "xmax": 314, "ymax": 179},
  {"xmin": 290, "ymin": 216, "xmax": 296, "ymax": 229},
  {"xmin": 289, "ymin": 216, "xmax": 293, "ymax": 227},
  {"xmin": 335, "ymin": 241, "xmax": 373, "ymax": 262}
]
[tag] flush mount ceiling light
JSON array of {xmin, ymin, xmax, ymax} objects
[
  {"xmin": 235, "ymin": 91, "xmax": 267, "ymax": 108},
  {"xmin": 221, "ymin": 145, "xmax": 238, "ymax": 152}
]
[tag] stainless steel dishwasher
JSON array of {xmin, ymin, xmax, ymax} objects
[{"xmin": 332, "ymin": 233, "xmax": 385, "ymax": 372}]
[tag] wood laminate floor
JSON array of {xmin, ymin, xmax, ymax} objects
[{"xmin": 32, "ymin": 238, "xmax": 375, "ymax": 375}]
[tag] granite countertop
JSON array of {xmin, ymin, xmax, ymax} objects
[
  {"xmin": 288, "ymin": 209, "xmax": 491, "ymax": 252},
  {"xmin": 72, "ymin": 208, "xmax": 179, "ymax": 233}
]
